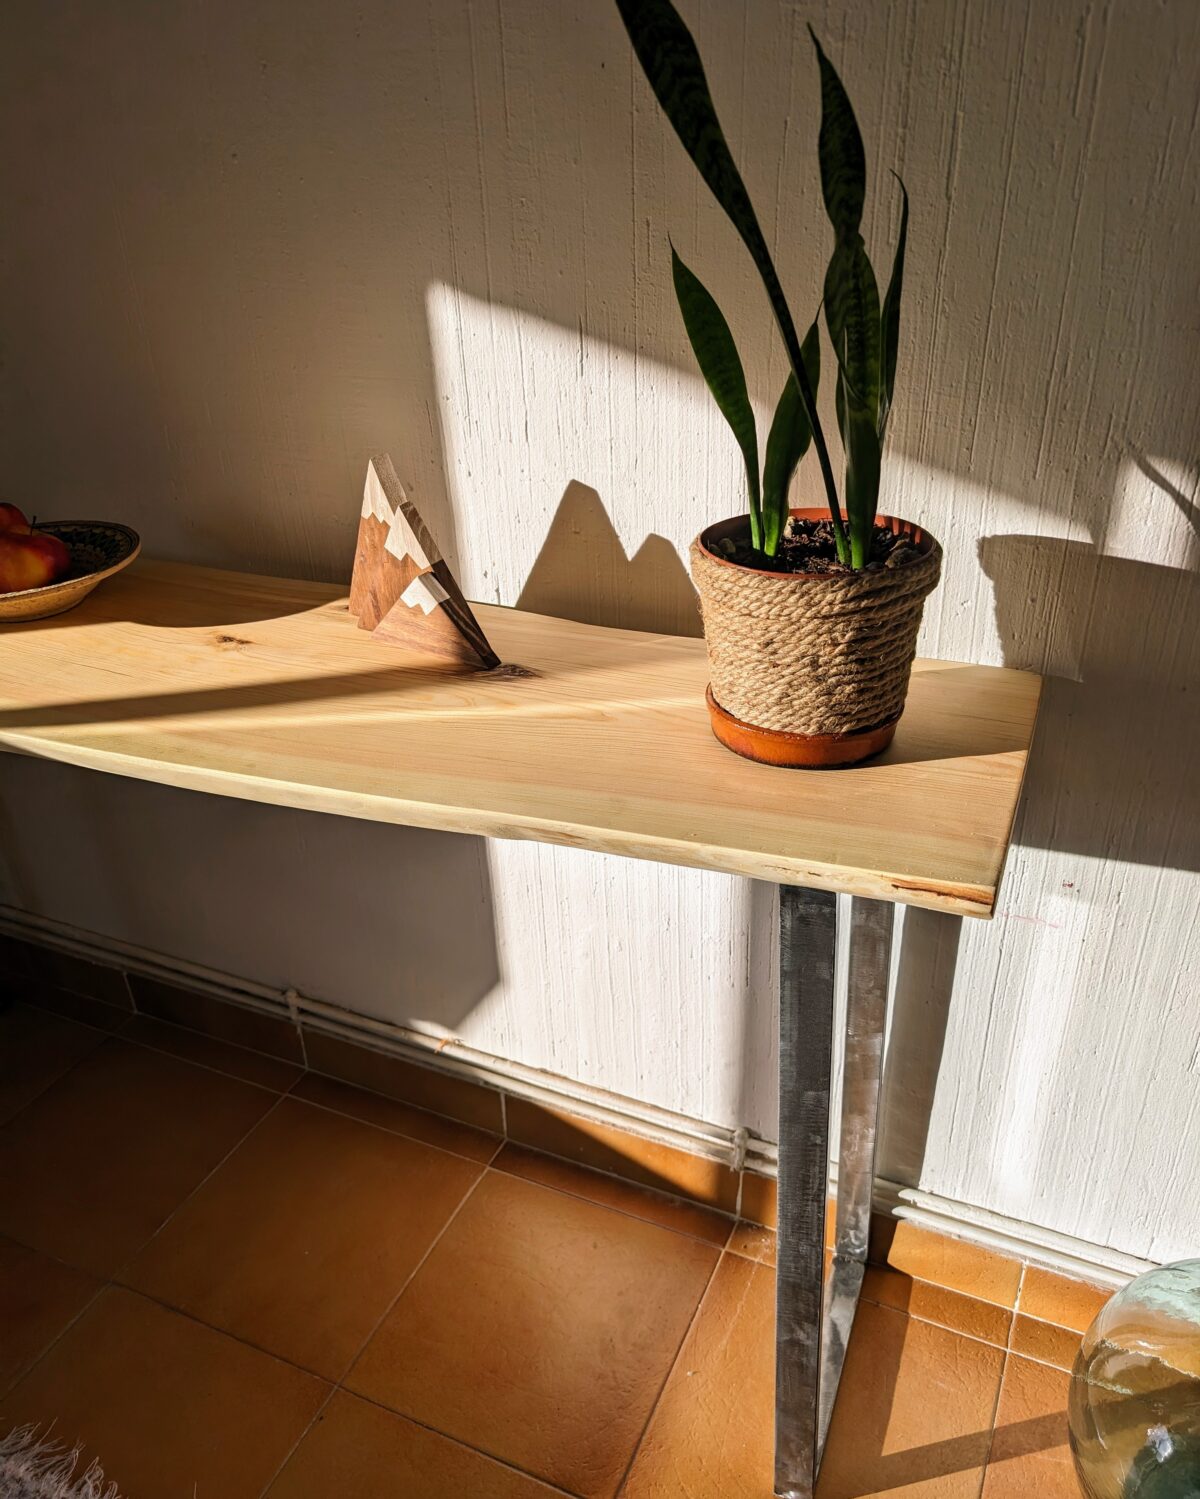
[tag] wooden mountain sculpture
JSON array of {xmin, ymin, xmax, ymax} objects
[{"xmin": 349, "ymin": 454, "xmax": 500, "ymax": 670}]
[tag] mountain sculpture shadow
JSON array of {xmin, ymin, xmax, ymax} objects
[{"xmin": 517, "ymin": 482, "xmax": 700, "ymax": 638}]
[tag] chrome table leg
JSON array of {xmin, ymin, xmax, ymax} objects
[{"xmin": 774, "ymin": 888, "xmax": 893, "ymax": 1498}]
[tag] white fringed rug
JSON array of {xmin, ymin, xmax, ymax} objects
[{"xmin": 0, "ymin": 1429, "xmax": 122, "ymax": 1499}]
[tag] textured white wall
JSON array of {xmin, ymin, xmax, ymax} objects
[{"xmin": 2, "ymin": 0, "xmax": 1198, "ymax": 1263}]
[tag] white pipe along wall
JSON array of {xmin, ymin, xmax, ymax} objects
[{"xmin": 1, "ymin": 0, "xmax": 1197, "ymax": 1271}]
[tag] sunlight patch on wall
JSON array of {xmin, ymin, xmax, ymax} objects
[
  {"xmin": 424, "ymin": 283, "xmax": 1063, "ymax": 641},
  {"xmin": 1102, "ymin": 453, "xmax": 1200, "ymax": 567},
  {"xmin": 996, "ymin": 887, "xmax": 1093, "ymax": 1200}
]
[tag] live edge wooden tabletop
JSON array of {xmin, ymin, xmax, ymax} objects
[{"xmin": 0, "ymin": 561, "xmax": 1041, "ymax": 917}]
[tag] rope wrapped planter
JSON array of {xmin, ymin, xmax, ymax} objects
[{"xmin": 691, "ymin": 510, "xmax": 943, "ymax": 767}]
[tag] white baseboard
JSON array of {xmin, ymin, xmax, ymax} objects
[{"xmin": 0, "ymin": 903, "xmax": 1142, "ymax": 1288}]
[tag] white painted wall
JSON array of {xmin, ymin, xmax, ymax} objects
[{"xmin": 2, "ymin": 0, "xmax": 1198, "ymax": 1264}]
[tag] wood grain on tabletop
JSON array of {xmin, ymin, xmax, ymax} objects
[{"xmin": 0, "ymin": 561, "xmax": 1041, "ymax": 916}]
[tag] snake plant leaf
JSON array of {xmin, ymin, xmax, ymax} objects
[
  {"xmin": 762, "ymin": 321, "xmax": 821, "ymax": 555},
  {"xmin": 810, "ymin": 27, "xmax": 866, "ymax": 242},
  {"xmin": 615, "ymin": 0, "xmax": 774, "ymax": 286},
  {"xmin": 824, "ymin": 234, "xmax": 881, "ymax": 425},
  {"xmin": 671, "ymin": 243, "xmax": 762, "ymax": 547},
  {"xmin": 616, "ymin": 0, "xmax": 848, "ymax": 556},
  {"xmin": 878, "ymin": 173, "xmax": 909, "ymax": 440},
  {"xmin": 842, "ymin": 398, "xmax": 882, "ymax": 569}
]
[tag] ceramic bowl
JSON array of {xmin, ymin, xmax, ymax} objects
[{"xmin": 0, "ymin": 521, "xmax": 141, "ymax": 623}]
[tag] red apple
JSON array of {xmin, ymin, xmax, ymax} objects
[
  {"xmin": 0, "ymin": 530, "xmax": 71, "ymax": 592},
  {"xmin": 0, "ymin": 503, "xmax": 29, "ymax": 533}
]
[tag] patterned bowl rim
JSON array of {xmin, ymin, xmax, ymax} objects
[{"xmin": 0, "ymin": 520, "xmax": 141, "ymax": 601}]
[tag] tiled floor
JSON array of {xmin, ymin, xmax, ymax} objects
[{"xmin": 0, "ymin": 1000, "xmax": 1098, "ymax": 1498}]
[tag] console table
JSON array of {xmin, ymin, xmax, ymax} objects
[{"xmin": 0, "ymin": 560, "xmax": 1041, "ymax": 1498}]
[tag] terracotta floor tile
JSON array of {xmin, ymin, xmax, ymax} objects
[
  {"xmin": 816, "ymin": 1301, "xmax": 1005, "ymax": 1497},
  {"xmin": 869, "ymin": 1210, "xmax": 899, "ymax": 1265},
  {"xmin": 15, "ymin": 977, "xmax": 131, "ymax": 1031},
  {"xmin": 303, "ymin": 1031, "xmax": 504, "ymax": 1132},
  {"xmin": 862, "ymin": 1265, "xmax": 1013, "ymax": 1348},
  {"xmin": 0, "ymin": 1040, "xmax": 274, "ymax": 1276},
  {"xmin": 0, "ymin": 934, "xmax": 35, "ymax": 978},
  {"xmin": 726, "ymin": 1221, "xmax": 778, "ymax": 1266},
  {"xmin": 494, "ymin": 1141, "xmax": 732, "ymax": 1247},
  {"xmin": 0, "ymin": 1004, "xmax": 106, "ymax": 1124},
  {"xmin": 981, "ymin": 1355, "xmax": 1076, "ymax": 1498},
  {"xmin": 128, "ymin": 976, "xmax": 303, "ymax": 1061},
  {"xmin": 122, "ymin": 1013, "xmax": 303, "ymax": 1091},
  {"xmin": 505, "ymin": 1098, "xmax": 740, "ymax": 1212},
  {"xmin": 739, "ymin": 1171, "xmax": 778, "ymax": 1229},
  {"xmin": 737, "ymin": 1179, "xmax": 836, "ymax": 1247},
  {"xmin": 292, "ymin": 1071, "xmax": 499, "ymax": 1163},
  {"xmin": 124, "ymin": 1096, "xmax": 481, "ymax": 1379},
  {"xmin": 621, "ymin": 1251, "xmax": 775, "ymax": 1498},
  {"xmin": 1019, "ymin": 1265, "xmax": 1113, "ymax": 1333},
  {"xmin": 0, "ymin": 1238, "xmax": 100, "ymax": 1395},
  {"xmin": 0, "ymin": 1287, "xmax": 327, "ymax": 1499},
  {"xmin": 349, "ymin": 1170, "xmax": 718, "ymax": 1499},
  {"xmin": 1009, "ymin": 1314, "xmax": 1083, "ymax": 1371},
  {"xmin": 268, "ymin": 1390, "xmax": 564, "ymax": 1498},
  {"xmin": 880, "ymin": 1221, "xmax": 1022, "ymax": 1308},
  {"xmin": 24, "ymin": 949, "xmax": 131, "ymax": 1009}
]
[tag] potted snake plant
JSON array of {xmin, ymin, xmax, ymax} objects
[{"xmin": 616, "ymin": 0, "xmax": 942, "ymax": 767}]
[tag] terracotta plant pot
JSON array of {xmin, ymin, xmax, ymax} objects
[{"xmin": 690, "ymin": 507, "xmax": 942, "ymax": 768}]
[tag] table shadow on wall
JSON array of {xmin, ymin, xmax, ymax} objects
[
  {"xmin": 0, "ymin": 759, "xmax": 502, "ymax": 1046},
  {"xmin": 979, "ymin": 534, "xmax": 1200, "ymax": 876},
  {"xmin": 869, "ymin": 529, "xmax": 1200, "ymax": 1199}
]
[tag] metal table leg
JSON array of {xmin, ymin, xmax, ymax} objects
[{"xmin": 774, "ymin": 887, "xmax": 893, "ymax": 1499}]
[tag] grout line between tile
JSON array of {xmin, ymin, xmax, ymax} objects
[
  {"xmin": 1012, "ymin": 1259, "xmax": 1025, "ymax": 1319},
  {"xmin": 330, "ymin": 1386, "xmax": 585, "ymax": 1499},
  {"xmin": 252, "ymin": 1383, "xmax": 338, "ymax": 1499},
  {"xmin": 851, "ymin": 1268, "xmax": 1082, "ymax": 1374},
  {"xmin": 856, "ymin": 1296, "xmax": 1013, "ymax": 1354},
  {"xmin": 1003, "ymin": 1347, "xmax": 1077, "ymax": 1374},
  {"xmin": 494, "ymin": 1139, "xmax": 738, "ymax": 1231},
  {"xmin": 725, "ymin": 1215, "xmax": 777, "ymax": 1262},
  {"xmin": 117, "ymin": 1028, "xmax": 293, "ymax": 1096},
  {"xmin": 611, "ymin": 1247, "xmax": 729, "ymax": 1498},
  {"xmin": 280, "ymin": 1086, "xmax": 499, "ymax": 1167},
  {"xmin": 0, "ymin": 1278, "xmax": 108, "ymax": 1403},
  {"xmin": 238, "ymin": 1169, "xmax": 497, "ymax": 1499},
  {"xmin": 23, "ymin": 987, "xmax": 134, "ymax": 1033},
  {"xmin": 337, "ymin": 1166, "xmax": 488, "ymax": 1390},
  {"xmin": 976, "ymin": 1261, "xmax": 1026, "ymax": 1496},
  {"xmin": 109, "ymin": 1093, "xmax": 288, "ymax": 1288},
  {"xmin": 293, "ymin": 1062, "xmax": 502, "ymax": 1141},
  {"xmin": 1010, "ymin": 1263, "xmax": 1107, "ymax": 1336},
  {"xmin": 249, "ymin": 1169, "xmax": 503, "ymax": 1497},
  {"xmin": 285, "ymin": 994, "xmax": 308, "ymax": 1072},
  {"xmin": 4, "ymin": 997, "xmax": 116, "ymax": 1039},
  {"xmin": 0, "ymin": 1050, "xmax": 108, "ymax": 1134},
  {"xmin": 481, "ymin": 1157, "xmax": 731, "ymax": 1251}
]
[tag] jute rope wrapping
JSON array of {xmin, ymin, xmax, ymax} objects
[{"xmin": 690, "ymin": 531, "xmax": 942, "ymax": 736}]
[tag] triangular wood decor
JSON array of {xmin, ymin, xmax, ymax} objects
[{"xmin": 349, "ymin": 454, "xmax": 500, "ymax": 670}]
